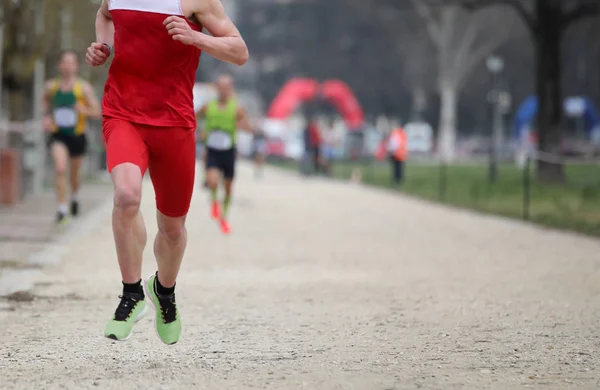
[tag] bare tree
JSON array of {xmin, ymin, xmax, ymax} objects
[
  {"xmin": 1, "ymin": 0, "xmax": 44, "ymax": 120},
  {"xmin": 367, "ymin": 1, "xmax": 437, "ymax": 121},
  {"xmin": 409, "ymin": 0, "xmax": 517, "ymax": 160},
  {"xmin": 1, "ymin": 0, "xmax": 106, "ymax": 120},
  {"xmin": 462, "ymin": 0, "xmax": 600, "ymax": 182},
  {"xmin": 402, "ymin": 42, "xmax": 436, "ymax": 121},
  {"xmin": 226, "ymin": 0, "xmax": 600, "ymax": 148}
]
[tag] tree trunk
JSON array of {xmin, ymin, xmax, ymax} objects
[
  {"xmin": 4, "ymin": 49, "xmax": 34, "ymax": 121},
  {"xmin": 438, "ymin": 81, "xmax": 458, "ymax": 161},
  {"xmin": 535, "ymin": 0, "xmax": 564, "ymax": 183},
  {"xmin": 410, "ymin": 87, "xmax": 427, "ymax": 122}
]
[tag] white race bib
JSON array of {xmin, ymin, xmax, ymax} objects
[
  {"xmin": 207, "ymin": 131, "xmax": 233, "ymax": 150},
  {"xmin": 53, "ymin": 107, "xmax": 77, "ymax": 128}
]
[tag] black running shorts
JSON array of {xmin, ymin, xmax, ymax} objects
[
  {"xmin": 205, "ymin": 146, "xmax": 236, "ymax": 179},
  {"xmin": 48, "ymin": 132, "xmax": 88, "ymax": 158}
]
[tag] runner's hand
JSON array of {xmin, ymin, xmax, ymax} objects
[
  {"xmin": 164, "ymin": 16, "xmax": 197, "ymax": 45},
  {"xmin": 42, "ymin": 115, "xmax": 54, "ymax": 133},
  {"xmin": 86, "ymin": 43, "xmax": 110, "ymax": 67},
  {"xmin": 75, "ymin": 102, "xmax": 89, "ymax": 116}
]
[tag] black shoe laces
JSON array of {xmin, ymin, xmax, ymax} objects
[
  {"xmin": 114, "ymin": 292, "xmax": 143, "ymax": 321},
  {"xmin": 156, "ymin": 291, "xmax": 177, "ymax": 324}
]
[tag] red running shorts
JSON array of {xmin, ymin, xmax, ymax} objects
[{"xmin": 102, "ymin": 117, "xmax": 196, "ymax": 218}]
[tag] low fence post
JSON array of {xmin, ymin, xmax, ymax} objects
[
  {"xmin": 0, "ymin": 148, "xmax": 21, "ymax": 205},
  {"xmin": 344, "ymin": 136, "xmax": 351, "ymax": 180},
  {"xmin": 439, "ymin": 160, "xmax": 447, "ymax": 201},
  {"xmin": 344, "ymin": 155, "xmax": 350, "ymax": 180},
  {"xmin": 362, "ymin": 155, "xmax": 371, "ymax": 183},
  {"xmin": 32, "ymin": 59, "xmax": 46, "ymax": 194},
  {"xmin": 522, "ymin": 155, "xmax": 531, "ymax": 221}
]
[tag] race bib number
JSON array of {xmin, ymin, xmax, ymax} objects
[
  {"xmin": 207, "ymin": 131, "xmax": 233, "ymax": 150},
  {"xmin": 53, "ymin": 107, "xmax": 77, "ymax": 128}
]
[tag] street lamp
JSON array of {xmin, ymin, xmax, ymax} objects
[
  {"xmin": 486, "ymin": 55, "xmax": 504, "ymax": 183},
  {"xmin": 486, "ymin": 55, "xmax": 504, "ymax": 75}
]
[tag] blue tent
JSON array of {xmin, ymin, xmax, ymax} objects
[
  {"xmin": 513, "ymin": 96, "xmax": 600, "ymax": 139},
  {"xmin": 582, "ymin": 97, "xmax": 600, "ymax": 132}
]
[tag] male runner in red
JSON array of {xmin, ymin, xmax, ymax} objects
[{"xmin": 86, "ymin": 0, "xmax": 247, "ymax": 344}]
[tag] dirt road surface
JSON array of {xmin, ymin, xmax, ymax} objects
[{"xmin": 1, "ymin": 162, "xmax": 599, "ymax": 389}]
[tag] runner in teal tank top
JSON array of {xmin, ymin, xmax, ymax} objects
[{"xmin": 196, "ymin": 74, "xmax": 255, "ymax": 235}]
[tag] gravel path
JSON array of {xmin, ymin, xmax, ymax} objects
[{"xmin": 1, "ymin": 162, "xmax": 599, "ymax": 389}]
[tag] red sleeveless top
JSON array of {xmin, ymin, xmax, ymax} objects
[{"xmin": 102, "ymin": 0, "xmax": 202, "ymax": 128}]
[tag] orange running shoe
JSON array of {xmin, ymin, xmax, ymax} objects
[
  {"xmin": 211, "ymin": 202, "xmax": 221, "ymax": 220},
  {"xmin": 219, "ymin": 219, "xmax": 231, "ymax": 235}
]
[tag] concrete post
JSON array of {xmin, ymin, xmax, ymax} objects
[{"xmin": 31, "ymin": 60, "xmax": 45, "ymax": 194}]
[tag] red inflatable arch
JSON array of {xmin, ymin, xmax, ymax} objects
[
  {"xmin": 267, "ymin": 78, "xmax": 319, "ymax": 119},
  {"xmin": 320, "ymin": 80, "xmax": 364, "ymax": 129},
  {"xmin": 267, "ymin": 78, "xmax": 365, "ymax": 130}
]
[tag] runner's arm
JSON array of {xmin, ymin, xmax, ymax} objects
[
  {"xmin": 96, "ymin": 0, "xmax": 114, "ymax": 46},
  {"xmin": 81, "ymin": 82, "xmax": 102, "ymax": 119},
  {"xmin": 192, "ymin": 0, "xmax": 248, "ymax": 66},
  {"xmin": 41, "ymin": 81, "xmax": 55, "ymax": 132},
  {"xmin": 87, "ymin": 0, "xmax": 113, "ymax": 66},
  {"xmin": 196, "ymin": 104, "xmax": 208, "ymax": 119},
  {"xmin": 195, "ymin": 104, "xmax": 208, "ymax": 141},
  {"xmin": 236, "ymin": 107, "xmax": 254, "ymax": 133},
  {"xmin": 41, "ymin": 81, "xmax": 54, "ymax": 118}
]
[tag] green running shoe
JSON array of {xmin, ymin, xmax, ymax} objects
[
  {"xmin": 56, "ymin": 211, "xmax": 70, "ymax": 225},
  {"xmin": 104, "ymin": 292, "xmax": 147, "ymax": 341},
  {"xmin": 144, "ymin": 273, "xmax": 181, "ymax": 345}
]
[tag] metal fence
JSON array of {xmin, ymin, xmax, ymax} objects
[
  {"xmin": 0, "ymin": 120, "xmax": 105, "ymax": 204},
  {"xmin": 0, "ymin": 120, "xmax": 46, "ymax": 200},
  {"xmin": 286, "ymin": 129, "xmax": 600, "ymax": 236},
  {"xmin": 324, "ymin": 151, "xmax": 600, "ymax": 236}
]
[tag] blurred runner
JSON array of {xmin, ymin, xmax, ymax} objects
[
  {"xmin": 321, "ymin": 121, "xmax": 338, "ymax": 176},
  {"xmin": 42, "ymin": 50, "xmax": 101, "ymax": 224},
  {"xmin": 87, "ymin": 0, "xmax": 247, "ymax": 344},
  {"xmin": 306, "ymin": 118, "xmax": 323, "ymax": 174},
  {"xmin": 196, "ymin": 74, "xmax": 254, "ymax": 234},
  {"xmin": 251, "ymin": 127, "xmax": 267, "ymax": 179}
]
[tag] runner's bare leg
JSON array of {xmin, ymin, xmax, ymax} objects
[
  {"xmin": 51, "ymin": 142, "xmax": 69, "ymax": 214},
  {"xmin": 154, "ymin": 213, "xmax": 187, "ymax": 288},
  {"xmin": 111, "ymin": 163, "xmax": 147, "ymax": 283}
]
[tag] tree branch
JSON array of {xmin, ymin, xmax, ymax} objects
[
  {"xmin": 409, "ymin": 0, "xmax": 443, "ymax": 48},
  {"xmin": 562, "ymin": 2, "xmax": 600, "ymax": 29},
  {"xmin": 440, "ymin": 6, "xmax": 459, "ymax": 51},
  {"xmin": 461, "ymin": 0, "xmax": 537, "ymax": 34},
  {"xmin": 456, "ymin": 18, "xmax": 514, "ymax": 89},
  {"xmin": 452, "ymin": 13, "xmax": 484, "ymax": 70}
]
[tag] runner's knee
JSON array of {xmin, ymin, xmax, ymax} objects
[
  {"xmin": 111, "ymin": 163, "xmax": 143, "ymax": 215},
  {"xmin": 114, "ymin": 180, "xmax": 142, "ymax": 214},
  {"xmin": 224, "ymin": 180, "xmax": 233, "ymax": 195},
  {"xmin": 157, "ymin": 216, "xmax": 186, "ymax": 241},
  {"xmin": 69, "ymin": 165, "xmax": 81, "ymax": 181},
  {"xmin": 206, "ymin": 171, "xmax": 219, "ymax": 187},
  {"xmin": 113, "ymin": 183, "xmax": 141, "ymax": 215},
  {"xmin": 55, "ymin": 164, "xmax": 67, "ymax": 176},
  {"xmin": 53, "ymin": 152, "xmax": 68, "ymax": 175}
]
